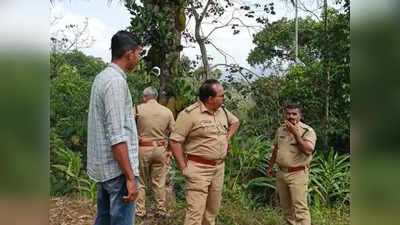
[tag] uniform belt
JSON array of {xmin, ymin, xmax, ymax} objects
[
  {"xmin": 279, "ymin": 164, "xmax": 309, "ymax": 173},
  {"xmin": 187, "ymin": 155, "xmax": 220, "ymax": 166},
  {"xmin": 139, "ymin": 140, "xmax": 165, "ymax": 147}
]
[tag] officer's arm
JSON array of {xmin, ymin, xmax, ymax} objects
[
  {"xmin": 169, "ymin": 140, "xmax": 186, "ymax": 172},
  {"xmin": 112, "ymin": 142, "xmax": 137, "ymax": 202},
  {"xmin": 166, "ymin": 112, "xmax": 176, "ymax": 151},
  {"xmin": 169, "ymin": 110, "xmax": 191, "ymax": 172},
  {"xmin": 268, "ymin": 130, "xmax": 279, "ymax": 170},
  {"xmin": 293, "ymin": 132, "xmax": 314, "ymax": 156},
  {"xmin": 266, "ymin": 145, "xmax": 278, "ymax": 177},
  {"xmin": 226, "ymin": 110, "xmax": 239, "ymax": 141},
  {"xmin": 269, "ymin": 145, "xmax": 278, "ymax": 167},
  {"xmin": 226, "ymin": 121, "xmax": 239, "ymax": 141}
]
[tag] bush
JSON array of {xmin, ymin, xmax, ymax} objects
[
  {"xmin": 309, "ymin": 150, "xmax": 350, "ymax": 207},
  {"xmin": 51, "ymin": 147, "xmax": 96, "ymax": 203},
  {"xmin": 50, "ymin": 63, "xmax": 91, "ymax": 155}
]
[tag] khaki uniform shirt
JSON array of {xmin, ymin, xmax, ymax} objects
[
  {"xmin": 274, "ymin": 121, "xmax": 317, "ymax": 168},
  {"xmin": 170, "ymin": 101, "xmax": 239, "ymax": 161},
  {"xmin": 136, "ymin": 100, "xmax": 175, "ymax": 141}
]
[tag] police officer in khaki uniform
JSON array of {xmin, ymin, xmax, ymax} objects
[
  {"xmin": 267, "ymin": 103, "xmax": 317, "ymax": 225},
  {"xmin": 169, "ymin": 79, "xmax": 239, "ymax": 225},
  {"xmin": 135, "ymin": 87, "xmax": 175, "ymax": 219}
]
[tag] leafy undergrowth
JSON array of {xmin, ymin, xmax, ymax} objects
[{"xmin": 50, "ymin": 196, "xmax": 349, "ymax": 225}]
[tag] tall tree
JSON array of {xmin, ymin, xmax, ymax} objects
[{"xmin": 125, "ymin": 0, "xmax": 184, "ymax": 106}]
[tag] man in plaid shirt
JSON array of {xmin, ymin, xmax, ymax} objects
[{"xmin": 87, "ymin": 30, "xmax": 143, "ymax": 225}]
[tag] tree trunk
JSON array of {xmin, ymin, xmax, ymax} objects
[
  {"xmin": 295, "ymin": 0, "xmax": 299, "ymax": 61},
  {"xmin": 196, "ymin": 29, "xmax": 209, "ymax": 80},
  {"xmin": 141, "ymin": 1, "xmax": 181, "ymax": 107},
  {"xmin": 190, "ymin": 0, "xmax": 213, "ymax": 79},
  {"xmin": 323, "ymin": 0, "xmax": 329, "ymax": 149},
  {"xmin": 141, "ymin": 0, "xmax": 183, "ymax": 205}
]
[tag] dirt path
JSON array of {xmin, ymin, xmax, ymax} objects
[
  {"xmin": 49, "ymin": 197, "xmax": 183, "ymax": 225},
  {"xmin": 50, "ymin": 197, "xmax": 96, "ymax": 225}
]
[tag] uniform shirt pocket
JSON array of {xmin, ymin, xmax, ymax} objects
[{"xmin": 192, "ymin": 120, "xmax": 218, "ymax": 136}]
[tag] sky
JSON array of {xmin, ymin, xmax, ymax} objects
[
  {"xmin": 0, "ymin": 0, "xmax": 48, "ymax": 51},
  {"xmin": 49, "ymin": 0, "xmax": 331, "ymax": 75}
]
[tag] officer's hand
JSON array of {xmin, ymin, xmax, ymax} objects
[
  {"xmin": 266, "ymin": 167, "xmax": 275, "ymax": 177},
  {"xmin": 178, "ymin": 163, "xmax": 187, "ymax": 173},
  {"xmin": 123, "ymin": 178, "xmax": 138, "ymax": 202},
  {"xmin": 285, "ymin": 120, "xmax": 298, "ymax": 135},
  {"xmin": 164, "ymin": 151, "xmax": 172, "ymax": 164}
]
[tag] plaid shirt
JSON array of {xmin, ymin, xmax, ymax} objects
[{"xmin": 87, "ymin": 63, "xmax": 139, "ymax": 182}]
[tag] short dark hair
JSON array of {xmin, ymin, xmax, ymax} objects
[
  {"xmin": 284, "ymin": 102, "xmax": 302, "ymax": 112},
  {"xmin": 111, "ymin": 30, "xmax": 142, "ymax": 60},
  {"xmin": 199, "ymin": 79, "xmax": 220, "ymax": 102}
]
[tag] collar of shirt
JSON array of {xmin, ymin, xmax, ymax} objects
[
  {"xmin": 146, "ymin": 99, "xmax": 158, "ymax": 104},
  {"xmin": 298, "ymin": 121, "xmax": 308, "ymax": 129},
  {"xmin": 198, "ymin": 100, "xmax": 221, "ymax": 115},
  {"xmin": 109, "ymin": 63, "xmax": 127, "ymax": 80}
]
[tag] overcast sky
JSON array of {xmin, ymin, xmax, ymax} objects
[{"xmin": 49, "ymin": 0, "xmax": 335, "ymax": 75}]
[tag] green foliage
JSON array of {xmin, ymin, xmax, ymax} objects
[
  {"xmin": 238, "ymin": 8, "xmax": 350, "ymax": 153},
  {"xmin": 225, "ymin": 136, "xmax": 272, "ymax": 187},
  {"xmin": 50, "ymin": 50, "xmax": 106, "ymax": 200},
  {"xmin": 216, "ymin": 200, "xmax": 282, "ymax": 225},
  {"xmin": 170, "ymin": 76, "xmax": 197, "ymax": 112},
  {"xmin": 126, "ymin": 61, "xmax": 161, "ymax": 103},
  {"xmin": 223, "ymin": 136, "xmax": 275, "ymax": 208},
  {"xmin": 51, "ymin": 147, "xmax": 97, "ymax": 203},
  {"xmin": 50, "ymin": 63, "xmax": 91, "ymax": 153},
  {"xmin": 51, "ymin": 50, "xmax": 107, "ymax": 79},
  {"xmin": 248, "ymin": 17, "xmax": 319, "ymax": 69},
  {"xmin": 309, "ymin": 151, "xmax": 350, "ymax": 207}
]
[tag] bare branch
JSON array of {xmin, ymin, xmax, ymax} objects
[
  {"xmin": 298, "ymin": 0, "xmax": 322, "ymax": 21},
  {"xmin": 189, "ymin": 1, "xmax": 200, "ymax": 21},
  {"xmin": 208, "ymin": 41, "xmax": 236, "ymax": 65},
  {"xmin": 204, "ymin": 9, "xmax": 260, "ymax": 41},
  {"xmin": 212, "ymin": 63, "xmax": 262, "ymax": 79},
  {"xmin": 204, "ymin": 17, "xmax": 235, "ymax": 41},
  {"xmin": 199, "ymin": 0, "xmax": 213, "ymax": 22},
  {"xmin": 50, "ymin": 15, "xmax": 63, "ymax": 27},
  {"xmin": 211, "ymin": 63, "xmax": 251, "ymax": 84}
]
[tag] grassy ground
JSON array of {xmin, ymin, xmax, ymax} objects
[{"xmin": 50, "ymin": 196, "xmax": 349, "ymax": 225}]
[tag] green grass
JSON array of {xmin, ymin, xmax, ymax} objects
[{"xmin": 136, "ymin": 199, "xmax": 349, "ymax": 225}]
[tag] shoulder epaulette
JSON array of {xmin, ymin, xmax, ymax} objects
[
  {"xmin": 185, "ymin": 102, "xmax": 200, "ymax": 113},
  {"xmin": 301, "ymin": 127, "xmax": 309, "ymax": 138}
]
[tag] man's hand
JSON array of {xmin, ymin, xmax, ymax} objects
[
  {"xmin": 169, "ymin": 140, "xmax": 187, "ymax": 173},
  {"xmin": 266, "ymin": 167, "xmax": 275, "ymax": 177},
  {"xmin": 178, "ymin": 162, "xmax": 187, "ymax": 173},
  {"xmin": 123, "ymin": 178, "xmax": 138, "ymax": 202},
  {"xmin": 164, "ymin": 151, "xmax": 172, "ymax": 165},
  {"xmin": 226, "ymin": 136, "xmax": 232, "ymax": 152},
  {"xmin": 285, "ymin": 120, "xmax": 299, "ymax": 136},
  {"xmin": 112, "ymin": 142, "xmax": 137, "ymax": 202}
]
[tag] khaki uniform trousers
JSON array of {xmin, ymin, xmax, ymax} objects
[
  {"xmin": 276, "ymin": 169, "xmax": 311, "ymax": 225},
  {"xmin": 136, "ymin": 146, "xmax": 168, "ymax": 216},
  {"xmin": 182, "ymin": 160, "xmax": 225, "ymax": 225}
]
